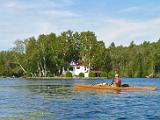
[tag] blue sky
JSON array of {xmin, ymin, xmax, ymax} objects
[{"xmin": 0, "ymin": 0, "xmax": 160, "ymax": 50}]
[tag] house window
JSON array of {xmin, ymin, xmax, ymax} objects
[
  {"xmin": 69, "ymin": 66, "xmax": 73, "ymax": 71},
  {"xmin": 76, "ymin": 66, "xmax": 80, "ymax": 69}
]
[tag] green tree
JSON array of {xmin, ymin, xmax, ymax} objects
[
  {"xmin": 25, "ymin": 37, "xmax": 39, "ymax": 77},
  {"xmin": 79, "ymin": 31, "xmax": 97, "ymax": 67}
]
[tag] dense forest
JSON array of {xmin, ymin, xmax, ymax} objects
[{"xmin": 0, "ymin": 30, "xmax": 160, "ymax": 78}]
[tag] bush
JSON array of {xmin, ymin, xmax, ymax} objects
[
  {"xmin": 24, "ymin": 72, "xmax": 32, "ymax": 77},
  {"xmin": 65, "ymin": 71, "xmax": 72, "ymax": 77},
  {"xmin": 79, "ymin": 72, "xmax": 84, "ymax": 77},
  {"xmin": 108, "ymin": 71, "xmax": 114, "ymax": 78},
  {"xmin": 47, "ymin": 73, "xmax": 54, "ymax": 77},
  {"xmin": 89, "ymin": 71, "xmax": 96, "ymax": 77},
  {"xmin": 100, "ymin": 72, "xmax": 108, "ymax": 77}
]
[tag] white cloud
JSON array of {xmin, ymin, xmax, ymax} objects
[
  {"xmin": 119, "ymin": 6, "xmax": 142, "ymax": 13},
  {"xmin": 31, "ymin": 17, "xmax": 160, "ymax": 48},
  {"xmin": 2, "ymin": 1, "xmax": 21, "ymax": 11},
  {"xmin": 46, "ymin": 10, "xmax": 79, "ymax": 17},
  {"xmin": 0, "ymin": 0, "xmax": 76, "ymax": 13},
  {"xmin": 35, "ymin": 22, "xmax": 54, "ymax": 34},
  {"xmin": 4, "ymin": 1, "xmax": 16, "ymax": 8},
  {"xmin": 96, "ymin": 17, "xmax": 160, "ymax": 47},
  {"xmin": 50, "ymin": 0, "xmax": 76, "ymax": 6}
]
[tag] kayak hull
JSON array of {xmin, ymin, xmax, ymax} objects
[{"xmin": 74, "ymin": 84, "xmax": 157, "ymax": 91}]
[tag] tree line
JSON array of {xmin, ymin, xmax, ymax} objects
[{"xmin": 0, "ymin": 30, "xmax": 160, "ymax": 78}]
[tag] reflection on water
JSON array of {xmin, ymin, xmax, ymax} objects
[
  {"xmin": 20, "ymin": 85, "xmax": 74, "ymax": 99},
  {"xmin": 75, "ymin": 88, "xmax": 122, "ymax": 95},
  {"xmin": 0, "ymin": 78, "xmax": 160, "ymax": 120}
]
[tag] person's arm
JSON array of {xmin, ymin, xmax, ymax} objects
[{"xmin": 111, "ymin": 79, "xmax": 115, "ymax": 84}]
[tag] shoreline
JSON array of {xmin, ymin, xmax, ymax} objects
[
  {"xmin": 1, "ymin": 76, "xmax": 159, "ymax": 80},
  {"xmin": 25, "ymin": 77, "xmax": 110, "ymax": 80},
  {"xmin": 24, "ymin": 76, "xmax": 159, "ymax": 80}
]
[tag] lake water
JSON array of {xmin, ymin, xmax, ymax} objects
[{"xmin": 0, "ymin": 78, "xmax": 160, "ymax": 120}]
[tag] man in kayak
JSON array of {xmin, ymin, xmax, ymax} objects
[
  {"xmin": 97, "ymin": 74, "xmax": 121, "ymax": 87},
  {"xmin": 112, "ymin": 74, "xmax": 121, "ymax": 87}
]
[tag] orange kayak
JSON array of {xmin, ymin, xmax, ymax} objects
[{"xmin": 74, "ymin": 83, "xmax": 157, "ymax": 91}]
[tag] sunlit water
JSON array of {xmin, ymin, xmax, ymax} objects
[{"xmin": 0, "ymin": 78, "xmax": 160, "ymax": 120}]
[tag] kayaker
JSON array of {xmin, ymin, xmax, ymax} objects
[
  {"xmin": 112, "ymin": 74, "xmax": 121, "ymax": 87},
  {"xmin": 96, "ymin": 74, "xmax": 121, "ymax": 86}
]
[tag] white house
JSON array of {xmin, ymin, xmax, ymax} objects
[{"xmin": 70, "ymin": 61, "xmax": 89, "ymax": 77}]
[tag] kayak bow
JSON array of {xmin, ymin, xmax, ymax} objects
[{"xmin": 74, "ymin": 83, "xmax": 157, "ymax": 91}]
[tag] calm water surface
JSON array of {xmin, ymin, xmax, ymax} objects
[{"xmin": 0, "ymin": 78, "xmax": 160, "ymax": 120}]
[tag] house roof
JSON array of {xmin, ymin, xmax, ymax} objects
[
  {"xmin": 71, "ymin": 60, "xmax": 88, "ymax": 66},
  {"xmin": 76, "ymin": 61, "xmax": 87, "ymax": 65}
]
